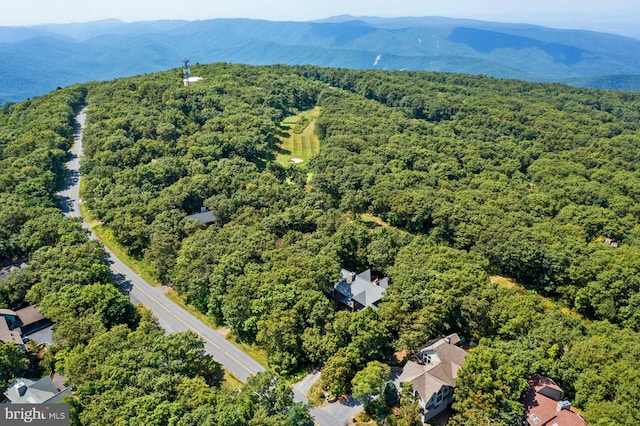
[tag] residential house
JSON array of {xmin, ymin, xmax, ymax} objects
[
  {"xmin": 522, "ymin": 374, "xmax": 586, "ymax": 426},
  {"xmin": 332, "ymin": 268, "xmax": 388, "ymax": 311},
  {"xmin": 3, "ymin": 376, "xmax": 71, "ymax": 404},
  {"xmin": 0, "ymin": 305, "xmax": 51, "ymax": 348},
  {"xmin": 396, "ymin": 334, "xmax": 467, "ymax": 423},
  {"xmin": 186, "ymin": 207, "xmax": 217, "ymax": 226},
  {"xmin": 0, "ymin": 317, "xmax": 22, "ymax": 347}
]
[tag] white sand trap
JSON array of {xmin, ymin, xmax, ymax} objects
[{"xmin": 290, "ymin": 158, "xmax": 304, "ymax": 164}]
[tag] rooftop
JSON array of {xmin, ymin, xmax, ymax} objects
[
  {"xmin": 0, "ymin": 316, "xmax": 23, "ymax": 346},
  {"xmin": 15, "ymin": 305, "xmax": 46, "ymax": 327},
  {"xmin": 186, "ymin": 208, "xmax": 217, "ymax": 225},
  {"xmin": 333, "ymin": 268, "xmax": 388, "ymax": 310},
  {"xmin": 397, "ymin": 336, "xmax": 468, "ymax": 405},
  {"xmin": 522, "ymin": 374, "xmax": 586, "ymax": 426},
  {"xmin": 4, "ymin": 376, "xmax": 71, "ymax": 404},
  {"xmin": 0, "ymin": 305, "xmax": 51, "ymax": 346},
  {"xmin": 183, "ymin": 76, "xmax": 203, "ymax": 86}
]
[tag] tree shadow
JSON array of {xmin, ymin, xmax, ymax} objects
[{"xmin": 110, "ymin": 270, "xmax": 133, "ymax": 294}]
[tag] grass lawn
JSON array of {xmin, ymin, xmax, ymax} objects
[
  {"xmin": 360, "ymin": 213, "xmax": 389, "ymax": 227},
  {"xmin": 220, "ymin": 370, "xmax": 244, "ymax": 391},
  {"xmin": 276, "ymin": 106, "xmax": 320, "ymax": 167},
  {"xmin": 224, "ymin": 330, "xmax": 270, "ymax": 369},
  {"xmin": 490, "ymin": 275, "xmax": 525, "ymax": 295}
]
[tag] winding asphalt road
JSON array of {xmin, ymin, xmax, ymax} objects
[
  {"xmin": 59, "ymin": 108, "xmax": 264, "ymax": 382},
  {"xmin": 59, "ymin": 108, "xmax": 349, "ymax": 425}
]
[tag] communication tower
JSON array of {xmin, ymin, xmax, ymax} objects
[{"xmin": 182, "ymin": 58, "xmax": 190, "ymax": 83}]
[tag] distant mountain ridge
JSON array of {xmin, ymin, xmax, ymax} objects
[{"xmin": 1, "ymin": 15, "xmax": 639, "ymax": 103}]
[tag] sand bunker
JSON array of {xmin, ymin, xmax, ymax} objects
[{"xmin": 289, "ymin": 158, "xmax": 304, "ymax": 164}]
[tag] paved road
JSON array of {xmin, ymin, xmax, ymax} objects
[
  {"xmin": 60, "ymin": 108, "xmax": 353, "ymax": 425},
  {"xmin": 59, "ymin": 108, "xmax": 264, "ymax": 382},
  {"xmin": 57, "ymin": 108, "xmax": 84, "ymax": 219}
]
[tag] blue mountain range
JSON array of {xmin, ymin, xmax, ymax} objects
[{"xmin": 1, "ymin": 16, "xmax": 639, "ymax": 103}]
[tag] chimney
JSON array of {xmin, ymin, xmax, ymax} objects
[
  {"xmin": 201, "ymin": 206, "xmax": 207, "ymax": 213},
  {"xmin": 15, "ymin": 381, "xmax": 28, "ymax": 396},
  {"xmin": 557, "ymin": 401, "xmax": 571, "ymax": 412},
  {"xmin": 348, "ymin": 272, "xmax": 356, "ymax": 283}
]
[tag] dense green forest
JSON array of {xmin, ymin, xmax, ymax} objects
[
  {"xmin": 2, "ymin": 63, "xmax": 640, "ymax": 425},
  {"xmin": 0, "ymin": 85, "xmax": 310, "ymax": 425}
]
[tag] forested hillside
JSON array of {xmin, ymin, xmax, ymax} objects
[
  {"xmin": 0, "ymin": 82, "xmax": 311, "ymax": 425},
  {"xmin": 3, "ymin": 63, "xmax": 640, "ymax": 424},
  {"xmin": 73, "ymin": 64, "xmax": 640, "ymax": 424}
]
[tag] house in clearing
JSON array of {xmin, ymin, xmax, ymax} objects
[
  {"xmin": 522, "ymin": 374, "xmax": 586, "ymax": 426},
  {"xmin": 332, "ymin": 268, "xmax": 388, "ymax": 311},
  {"xmin": 395, "ymin": 334, "xmax": 467, "ymax": 423}
]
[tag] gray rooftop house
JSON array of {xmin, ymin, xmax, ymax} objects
[
  {"xmin": 4, "ymin": 376, "xmax": 71, "ymax": 404},
  {"xmin": 395, "ymin": 334, "xmax": 467, "ymax": 423},
  {"xmin": 333, "ymin": 268, "xmax": 388, "ymax": 311},
  {"xmin": 187, "ymin": 207, "xmax": 217, "ymax": 226}
]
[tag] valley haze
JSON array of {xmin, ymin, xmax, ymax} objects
[{"xmin": 1, "ymin": 14, "xmax": 640, "ymax": 105}]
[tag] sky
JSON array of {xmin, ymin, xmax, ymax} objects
[{"xmin": 1, "ymin": 0, "xmax": 638, "ymax": 37}]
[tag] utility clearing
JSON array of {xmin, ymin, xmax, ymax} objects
[{"xmin": 276, "ymin": 107, "xmax": 320, "ymax": 166}]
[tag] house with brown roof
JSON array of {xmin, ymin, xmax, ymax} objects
[
  {"xmin": 0, "ymin": 317, "xmax": 23, "ymax": 347},
  {"xmin": 395, "ymin": 334, "xmax": 467, "ymax": 423},
  {"xmin": 522, "ymin": 374, "xmax": 586, "ymax": 426},
  {"xmin": 0, "ymin": 305, "xmax": 51, "ymax": 349}
]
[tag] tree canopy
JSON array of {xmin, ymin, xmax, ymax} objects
[{"xmin": 3, "ymin": 63, "xmax": 640, "ymax": 423}]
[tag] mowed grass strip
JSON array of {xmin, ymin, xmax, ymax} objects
[{"xmin": 276, "ymin": 107, "xmax": 320, "ymax": 166}]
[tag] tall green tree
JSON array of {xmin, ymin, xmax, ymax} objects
[
  {"xmin": 0, "ymin": 342, "xmax": 29, "ymax": 391},
  {"xmin": 351, "ymin": 360, "xmax": 391, "ymax": 402}
]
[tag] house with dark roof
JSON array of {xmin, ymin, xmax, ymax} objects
[
  {"xmin": 0, "ymin": 305, "xmax": 51, "ymax": 349},
  {"xmin": 4, "ymin": 376, "xmax": 71, "ymax": 404},
  {"xmin": 522, "ymin": 374, "xmax": 586, "ymax": 426},
  {"xmin": 332, "ymin": 268, "xmax": 388, "ymax": 311},
  {"xmin": 395, "ymin": 334, "xmax": 467, "ymax": 423}
]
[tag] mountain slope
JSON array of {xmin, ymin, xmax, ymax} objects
[{"xmin": 1, "ymin": 16, "xmax": 639, "ymax": 103}]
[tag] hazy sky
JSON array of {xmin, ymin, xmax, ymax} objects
[{"xmin": 1, "ymin": 0, "xmax": 638, "ymax": 36}]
